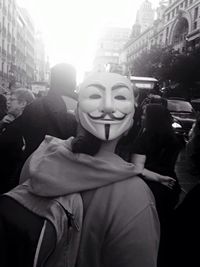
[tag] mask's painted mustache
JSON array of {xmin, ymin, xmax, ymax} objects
[{"xmin": 88, "ymin": 111, "xmax": 127, "ymax": 120}]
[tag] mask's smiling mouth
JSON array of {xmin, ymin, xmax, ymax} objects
[{"xmin": 88, "ymin": 110, "xmax": 127, "ymax": 121}]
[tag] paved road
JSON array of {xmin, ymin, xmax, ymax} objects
[{"xmin": 175, "ymin": 147, "xmax": 199, "ymax": 204}]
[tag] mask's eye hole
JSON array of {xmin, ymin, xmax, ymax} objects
[
  {"xmin": 89, "ymin": 94, "xmax": 101, "ymax": 99},
  {"xmin": 114, "ymin": 95, "xmax": 126, "ymax": 100}
]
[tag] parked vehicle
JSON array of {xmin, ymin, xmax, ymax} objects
[
  {"xmin": 167, "ymin": 99, "xmax": 196, "ymax": 143},
  {"xmin": 191, "ymin": 98, "xmax": 200, "ymax": 112}
]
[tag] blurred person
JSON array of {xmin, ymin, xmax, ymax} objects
[
  {"xmin": 131, "ymin": 104, "xmax": 181, "ymax": 267},
  {"xmin": 131, "ymin": 104, "xmax": 181, "ymax": 216},
  {"xmin": 0, "ymin": 88, "xmax": 35, "ymax": 193},
  {"xmin": 0, "ymin": 72, "xmax": 159, "ymax": 267},
  {"xmin": 186, "ymin": 114, "xmax": 200, "ymax": 175},
  {"xmin": 0, "ymin": 94, "xmax": 7, "ymax": 121},
  {"xmin": 20, "ymin": 62, "xmax": 77, "ymax": 161},
  {"xmin": 168, "ymin": 118, "xmax": 200, "ymax": 266},
  {"xmin": 169, "ymin": 182, "xmax": 200, "ymax": 267}
]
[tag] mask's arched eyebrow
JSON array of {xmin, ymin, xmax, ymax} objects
[
  {"xmin": 111, "ymin": 83, "xmax": 130, "ymax": 90},
  {"xmin": 87, "ymin": 84, "xmax": 106, "ymax": 90}
]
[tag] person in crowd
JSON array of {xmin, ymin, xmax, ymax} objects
[
  {"xmin": 130, "ymin": 103, "xmax": 181, "ymax": 266},
  {"xmin": 0, "ymin": 88, "xmax": 35, "ymax": 193},
  {"xmin": 0, "ymin": 94, "xmax": 7, "ymax": 121},
  {"xmin": 0, "ymin": 72, "xmax": 160, "ymax": 267},
  {"xmin": 168, "ymin": 116, "xmax": 200, "ymax": 266},
  {"xmin": 185, "ymin": 113, "xmax": 200, "ymax": 175},
  {"xmin": 168, "ymin": 182, "xmax": 200, "ymax": 267},
  {"xmin": 20, "ymin": 62, "xmax": 78, "ymax": 161}
]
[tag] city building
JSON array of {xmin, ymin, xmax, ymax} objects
[
  {"xmin": 136, "ymin": 0, "xmax": 155, "ymax": 33},
  {"xmin": 18, "ymin": 7, "xmax": 35, "ymax": 86},
  {"xmin": 0, "ymin": 0, "xmax": 17, "ymax": 91},
  {"xmin": 34, "ymin": 31, "xmax": 47, "ymax": 82},
  {"xmin": 123, "ymin": 0, "xmax": 200, "ymax": 75},
  {"xmin": 0, "ymin": 0, "xmax": 49, "ymax": 93},
  {"xmin": 93, "ymin": 27, "xmax": 131, "ymax": 73}
]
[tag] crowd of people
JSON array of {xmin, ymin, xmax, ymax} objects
[{"xmin": 0, "ymin": 63, "xmax": 199, "ymax": 267}]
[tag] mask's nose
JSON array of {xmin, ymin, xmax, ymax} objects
[{"xmin": 103, "ymin": 93, "xmax": 113, "ymax": 113}]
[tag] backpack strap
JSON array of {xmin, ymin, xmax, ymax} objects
[{"xmin": 34, "ymin": 220, "xmax": 56, "ymax": 267}]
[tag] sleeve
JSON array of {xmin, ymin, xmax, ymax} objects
[{"xmin": 0, "ymin": 120, "xmax": 23, "ymax": 150}]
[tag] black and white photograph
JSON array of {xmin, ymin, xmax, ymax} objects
[{"xmin": 0, "ymin": 0, "xmax": 200, "ymax": 266}]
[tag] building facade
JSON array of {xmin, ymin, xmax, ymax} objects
[
  {"xmin": 0, "ymin": 0, "xmax": 17, "ymax": 90},
  {"xmin": 93, "ymin": 27, "xmax": 130, "ymax": 73},
  {"xmin": 34, "ymin": 31, "xmax": 46, "ymax": 82},
  {"xmin": 0, "ymin": 0, "xmax": 48, "ymax": 93},
  {"xmin": 123, "ymin": 0, "xmax": 200, "ymax": 75},
  {"xmin": 18, "ymin": 7, "xmax": 35, "ymax": 86},
  {"xmin": 136, "ymin": 0, "xmax": 155, "ymax": 33}
]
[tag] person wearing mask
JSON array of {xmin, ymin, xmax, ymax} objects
[
  {"xmin": 0, "ymin": 72, "xmax": 160, "ymax": 267},
  {"xmin": 0, "ymin": 88, "xmax": 35, "ymax": 193}
]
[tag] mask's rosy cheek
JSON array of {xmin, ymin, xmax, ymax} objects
[
  {"xmin": 115, "ymin": 101, "xmax": 134, "ymax": 114},
  {"xmin": 79, "ymin": 99, "xmax": 102, "ymax": 113}
]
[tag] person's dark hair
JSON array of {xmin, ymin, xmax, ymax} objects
[
  {"xmin": 71, "ymin": 122, "xmax": 102, "ymax": 156},
  {"xmin": 50, "ymin": 63, "xmax": 77, "ymax": 98},
  {"xmin": 115, "ymin": 106, "xmax": 142, "ymax": 162},
  {"xmin": 0, "ymin": 94, "xmax": 7, "ymax": 120},
  {"xmin": 145, "ymin": 104, "xmax": 174, "ymax": 135}
]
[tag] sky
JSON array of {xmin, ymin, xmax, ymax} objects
[{"xmin": 17, "ymin": 0, "xmax": 160, "ymax": 81}]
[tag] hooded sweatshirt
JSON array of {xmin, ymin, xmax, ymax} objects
[
  {"xmin": 18, "ymin": 136, "xmax": 160, "ymax": 267},
  {"xmin": 20, "ymin": 136, "xmax": 141, "ymax": 196}
]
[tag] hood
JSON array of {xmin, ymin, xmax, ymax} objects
[{"xmin": 21, "ymin": 136, "xmax": 140, "ymax": 197}]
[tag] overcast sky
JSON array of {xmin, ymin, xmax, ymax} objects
[{"xmin": 17, "ymin": 0, "xmax": 160, "ymax": 80}]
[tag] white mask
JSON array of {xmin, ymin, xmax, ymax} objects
[{"xmin": 78, "ymin": 72, "xmax": 135, "ymax": 140}]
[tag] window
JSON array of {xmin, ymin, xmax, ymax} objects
[
  {"xmin": 2, "ymin": 62, "xmax": 4, "ymax": 73},
  {"xmin": 185, "ymin": 0, "xmax": 188, "ymax": 8},
  {"xmin": 166, "ymin": 27, "xmax": 169, "ymax": 36},
  {"xmin": 194, "ymin": 7, "xmax": 198, "ymax": 20},
  {"xmin": 193, "ymin": 21, "xmax": 197, "ymax": 30}
]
